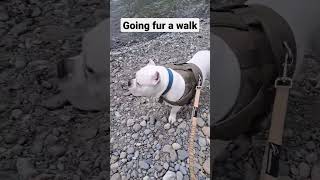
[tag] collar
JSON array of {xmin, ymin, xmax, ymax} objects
[{"xmin": 162, "ymin": 68, "xmax": 173, "ymax": 95}]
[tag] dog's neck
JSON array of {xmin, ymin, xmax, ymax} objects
[{"xmin": 156, "ymin": 67, "xmax": 185, "ymax": 102}]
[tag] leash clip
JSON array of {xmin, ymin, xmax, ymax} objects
[
  {"xmin": 196, "ymin": 75, "xmax": 202, "ymax": 89},
  {"xmin": 275, "ymin": 42, "xmax": 293, "ymax": 88}
]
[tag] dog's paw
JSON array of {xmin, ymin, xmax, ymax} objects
[{"xmin": 168, "ymin": 115, "xmax": 176, "ymax": 123}]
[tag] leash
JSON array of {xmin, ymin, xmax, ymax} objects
[
  {"xmin": 260, "ymin": 42, "xmax": 293, "ymax": 180},
  {"xmin": 188, "ymin": 75, "xmax": 202, "ymax": 180}
]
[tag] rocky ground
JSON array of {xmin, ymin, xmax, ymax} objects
[
  {"xmin": 0, "ymin": 0, "xmax": 110, "ymax": 180},
  {"xmin": 213, "ymin": 53, "xmax": 320, "ymax": 180},
  {"xmin": 110, "ymin": 19, "xmax": 210, "ymax": 179}
]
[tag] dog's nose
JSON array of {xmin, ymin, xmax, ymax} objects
[{"xmin": 128, "ymin": 80, "xmax": 132, "ymax": 87}]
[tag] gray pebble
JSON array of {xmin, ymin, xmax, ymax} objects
[
  {"xmin": 163, "ymin": 171, "xmax": 176, "ymax": 180},
  {"xmin": 127, "ymin": 147, "xmax": 135, "ymax": 154},
  {"xmin": 140, "ymin": 120, "xmax": 147, "ymax": 127},
  {"xmin": 111, "ymin": 173, "xmax": 121, "ymax": 180},
  {"xmin": 177, "ymin": 150, "xmax": 188, "ymax": 160},
  {"xmin": 11, "ymin": 109, "xmax": 23, "ymax": 119},
  {"xmin": 197, "ymin": 118, "xmax": 205, "ymax": 127},
  {"xmin": 176, "ymin": 171, "xmax": 184, "ymax": 180},
  {"xmin": 127, "ymin": 119, "xmax": 135, "ymax": 126},
  {"xmin": 133, "ymin": 124, "xmax": 141, "ymax": 131},
  {"xmin": 299, "ymin": 162, "xmax": 310, "ymax": 178},
  {"xmin": 164, "ymin": 123, "xmax": 171, "ymax": 130},
  {"xmin": 139, "ymin": 160, "xmax": 149, "ymax": 170}
]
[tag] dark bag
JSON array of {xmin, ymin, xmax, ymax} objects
[{"xmin": 212, "ymin": 4, "xmax": 296, "ymax": 140}]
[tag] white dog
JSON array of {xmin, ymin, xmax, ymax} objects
[{"xmin": 128, "ymin": 50, "xmax": 210, "ymax": 123}]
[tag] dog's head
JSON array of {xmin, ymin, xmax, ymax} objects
[{"xmin": 128, "ymin": 60, "xmax": 163, "ymax": 97}]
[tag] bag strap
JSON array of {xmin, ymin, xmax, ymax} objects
[{"xmin": 260, "ymin": 43, "xmax": 293, "ymax": 179}]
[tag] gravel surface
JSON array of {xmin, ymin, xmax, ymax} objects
[
  {"xmin": 110, "ymin": 19, "xmax": 210, "ymax": 179},
  {"xmin": 0, "ymin": 0, "xmax": 109, "ymax": 179}
]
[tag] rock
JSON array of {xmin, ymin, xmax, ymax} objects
[
  {"xmin": 178, "ymin": 121, "xmax": 187, "ymax": 129},
  {"xmin": 143, "ymin": 176, "xmax": 150, "ymax": 180},
  {"xmin": 48, "ymin": 145, "xmax": 66, "ymax": 157},
  {"xmin": 41, "ymin": 95, "xmax": 67, "ymax": 110},
  {"xmin": 306, "ymin": 153, "xmax": 318, "ymax": 164},
  {"xmin": 127, "ymin": 119, "xmax": 135, "ymax": 127},
  {"xmin": 311, "ymin": 162, "xmax": 320, "ymax": 180},
  {"xmin": 0, "ymin": 103, "xmax": 7, "ymax": 112},
  {"xmin": 14, "ymin": 56, "xmax": 26, "ymax": 69},
  {"xmin": 149, "ymin": 116, "xmax": 156, "ymax": 125},
  {"xmin": 133, "ymin": 124, "xmax": 141, "ymax": 132},
  {"xmin": 45, "ymin": 134, "xmax": 58, "ymax": 145},
  {"xmin": 11, "ymin": 109, "xmax": 23, "ymax": 119},
  {"xmin": 299, "ymin": 162, "xmax": 310, "ymax": 178},
  {"xmin": 16, "ymin": 158, "xmax": 37, "ymax": 179},
  {"xmin": 176, "ymin": 171, "xmax": 183, "ymax": 180},
  {"xmin": 202, "ymin": 126, "xmax": 210, "ymax": 137},
  {"xmin": 203, "ymin": 158, "xmax": 210, "ymax": 174},
  {"xmin": 9, "ymin": 20, "xmax": 31, "ymax": 36},
  {"xmin": 79, "ymin": 127, "xmax": 98, "ymax": 140},
  {"xmin": 111, "ymin": 173, "xmax": 121, "ymax": 180},
  {"xmin": 120, "ymin": 152, "xmax": 127, "ymax": 159},
  {"xmin": 172, "ymin": 143, "xmax": 181, "ymax": 150},
  {"xmin": 290, "ymin": 165, "xmax": 299, "ymax": 176},
  {"xmin": 110, "ymin": 162, "xmax": 119, "ymax": 171},
  {"xmin": 31, "ymin": 7, "xmax": 41, "ymax": 17},
  {"xmin": 4, "ymin": 133, "xmax": 17, "ymax": 144},
  {"xmin": 0, "ymin": 6, "xmax": 9, "ymax": 21},
  {"xmin": 177, "ymin": 150, "xmax": 188, "ymax": 160},
  {"xmin": 127, "ymin": 147, "xmax": 135, "ymax": 154},
  {"xmin": 198, "ymin": 137, "xmax": 207, "ymax": 147},
  {"xmin": 163, "ymin": 171, "xmax": 176, "ymax": 180},
  {"xmin": 244, "ymin": 163, "xmax": 257, "ymax": 180},
  {"xmin": 179, "ymin": 166, "xmax": 187, "ymax": 175},
  {"xmin": 162, "ymin": 145, "xmax": 177, "ymax": 162},
  {"xmin": 306, "ymin": 141, "xmax": 316, "ymax": 150},
  {"xmin": 197, "ymin": 118, "xmax": 205, "ymax": 127},
  {"xmin": 144, "ymin": 129, "xmax": 151, "ymax": 135},
  {"xmin": 140, "ymin": 120, "xmax": 147, "ymax": 127},
  {"xmin": 163, "ymin": 162, "xmax": 169, "ymax": 170},
  {"xmin": 139, "ymin": 161, "xmax": 149, "ymax": 170},
  {"xmin": 164, "ymin": 123, "xmax": 170, "ymax": 130},
  {"xmin": 31, "ymin": 140, "xmax": 43, "ymax": 154}
]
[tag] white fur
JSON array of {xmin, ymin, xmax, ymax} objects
[{"xmin": 129, "ymin": 50, "xmax": 210, "ymax": 123}]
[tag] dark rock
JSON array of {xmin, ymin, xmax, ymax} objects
[
  {"xmin": 311, "ymin": 162, "xmax": 320, "ymax": 180},
  {"xmin": 4, "ymin": 133, "xmax": 17, "ymax": 144},
  {"xmin": 48, "ymin": 145, "xmax": 66, "ymax": 157},
  {"xmin": 299, "ymin": 162, "xmax": 310, "ymax": 178},
  {"xmin": 16, "ymin": 158, "xmax": 37, "ymax": 180},
  {"xmin": 0, "ymin": 6, "xmax": 9, "ymax": 21},
  {"xmin": 79, "ymin": 126, "xmax": 98, "ymax": 140},
  {"xmin": 9, "ymin": 20, "xmax": 32, "ymax": 36},
  {"xmin": 41, "ymin": 95, "xmax": 67, "ymax": 110},
  {"xmin": 11, "ymin": 109, "xmax": 23, "ymax": 119}
]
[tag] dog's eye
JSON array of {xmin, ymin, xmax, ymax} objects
[{"xmin": 136, "ymin": 82, "xmax": 141, "ymax": 86}]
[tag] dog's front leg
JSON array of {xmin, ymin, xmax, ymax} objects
[{"xmin": 168, "ymin": 105, "xmax": 181, "ymax": 123}]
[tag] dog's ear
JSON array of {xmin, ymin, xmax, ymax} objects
[
  {"xmin": 152, "ymin": 71, "xmax": 160, "ymax": 85},
  {"xmin": 148, "ymin": 59, "xmax": 156, "ymax": 66}
]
